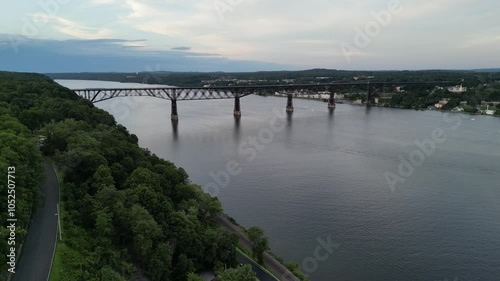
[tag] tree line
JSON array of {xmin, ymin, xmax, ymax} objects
[
  {"xmin": 48, "ymin": 69, "xmax": 500, "ymax": 88},
  {"xmin": 0, "ymin": 72, "xmax": 250, "ymax": 280}
]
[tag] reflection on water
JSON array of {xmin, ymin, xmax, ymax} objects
[
  {"xmin": 233, "ymin": 115, "xmax": 241, "ymax": 142},
  {"xmin": 328, "ymin": 108, "xmax": 335, "ymax": 128},
  {"xmin": 171, "ymin": 119, "xmax": 178, "ymax": 142},
  {"xmin": 286, "ymin": 111, "xmax": 293, "ymax": 125},
  {"xmin": 285, "ymin": 111, "xmax": 293, "ymax": 139},
  {"xmin": 365, "ymin": 105, "xmax": 372, "ymax": 114}
]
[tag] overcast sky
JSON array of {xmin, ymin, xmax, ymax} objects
[{"xmin": 1, "ymin": 0, "xmax": 499, "ymax": 72}]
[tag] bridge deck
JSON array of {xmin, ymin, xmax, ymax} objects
[{"xmin": 71, "ymin": 81, "xmax": 452, "ymax": 103}]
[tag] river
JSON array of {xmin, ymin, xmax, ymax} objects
[{"xmin": 56, "ymin": 80, "xmax": 500, "ymax": 281}]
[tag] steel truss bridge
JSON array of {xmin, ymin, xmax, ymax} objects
[{"xmin": 72, "ymin": 81, "xmax": 452, "ymax": 120}]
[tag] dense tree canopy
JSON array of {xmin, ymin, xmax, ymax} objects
[
  {"xmin": 48, "ymin": 69, "xmax": 500, "ymax": 88},
  {"xmin": 0, "ymin": 72, "xmax": 239, "ymax": 280},
  {"xmin": 217, "ymin": 265, "xmax": 257, "ymax": 281},
  {"xmin": 0, "ymin": 115, "xmax": 44, "ymax": 278}
]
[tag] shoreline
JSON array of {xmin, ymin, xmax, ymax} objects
[
  {"xmin": 216, "ymin": 213, "xmax": 302, "ymax": 281},
  {"xmin": 267, "ymin": 94, "xmax": 500, "ymax": 118}
]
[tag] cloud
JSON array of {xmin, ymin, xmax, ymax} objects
[
  {"xmin": 2, "ymin": 0, "xmax": 499, "ymax": 70},
  {"xmin": 89, "ymin": 0, "xmax": 119, "ymax": 6},
  {"xmin": 171, "ymin": 46, "xmax": 191, "ymax": 51},
  {"xmin": 0, "ymin": 35, "xmax": 294, "ymax": 72},
  {"xmin": 50, "ymin": 16, "xmax": 114, "ymax": 39}
]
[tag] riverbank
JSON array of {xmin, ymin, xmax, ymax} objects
[
  {"xmin": 216, "ymin": 214, "xmax": 304, "ymax": 281},
  {"xmin": 274, "ymin": 94, "xmax": 500, "ymax": 117}
]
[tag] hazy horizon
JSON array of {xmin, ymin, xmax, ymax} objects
[
  {"xmin": 1, "ymin": 0, "xmax": 500, "ymax": 72},
  {"xmin": 44, "ymin": 68, "xmax": 500, "ymax": 75}
]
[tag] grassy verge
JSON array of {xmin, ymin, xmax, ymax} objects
[
  {"xmin": 48, "ymin": 241, "xmax": 69, "ymax": 281},
  {"xmin": 47, "ymin": 160, "xmax": 65, "ymax": 281}
]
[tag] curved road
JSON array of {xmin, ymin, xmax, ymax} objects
[{"xmin": 12, "ymin": 159, "xmax": 59, "ymax": 281}]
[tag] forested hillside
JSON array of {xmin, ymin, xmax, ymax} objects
[
  {"xmin": 0, "ymin": 72, "xmax": 239, "ymax": 280},
  {"xmin": 48, "ymin": 69, "xmax": 500, "ymax": 87},
  {"xmin": 0, "ymin": 73, "xmax": 47, "ymax": 280}
]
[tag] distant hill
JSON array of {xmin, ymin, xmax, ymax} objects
[
  {"xmin": 472, "ymin": 68, "xmax": 500, "ymax": 72},
  {"xmin": 48, "ymin": 69, "xmax": 500, "ymax": 88}
]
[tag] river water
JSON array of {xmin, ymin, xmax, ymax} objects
[{"xmin": 57, "ymin": 80, "xmax": 500, "ymax": 281}]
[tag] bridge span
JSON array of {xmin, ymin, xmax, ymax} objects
[{"xmin": 71, "ymin": 81, "xmax": 452, "ymax": 120}]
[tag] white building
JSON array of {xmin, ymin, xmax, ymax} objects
[
  {"xmin": 352, "ymin": 99, "xmax": 363, "ymax": 105},
  {"xmin": 448, "ymin": 84, "xmax": 467, "ymax": 93},
  {"xmin": 334, "ymin": 93, "xmax": 345, "ymax": 99}
]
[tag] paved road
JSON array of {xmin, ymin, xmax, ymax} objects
[
  {"xmin": 216, "ymin": 215, "xmax": 300, "ymax": 281},
  {"xmin": 237, "ymin": 252, "xmax": 276, "ymax": 281},
  {"xmin": 12, "ymin": 159, "xmax": 59, "ymax": 281}
]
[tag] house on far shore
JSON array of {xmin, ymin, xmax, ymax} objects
[
  {"xmin": 435, "ymin": 99, "xmax": 449, "ymax": 109},
  {"xmin": 334, "ymin": 93, "xmax": 345, "ymax": 99},
  {"xmin": 481, "ymin": 101, "xmax": 500, "ymax": 106},
  {"xmin": 352, "ymin": 99, "xmax": 363, "ymax": 105}
]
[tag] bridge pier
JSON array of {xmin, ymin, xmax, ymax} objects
[
  {"xmin": 234, "ymin": 94, "xmax": 241, "ymax": 117},
  {"xmin": 171, "ymin": 99, "xmax": 178, "ymax": 120},
  {"xmin": 286, "ymin": 94, "xmax": 294, "ymax": 113},
  {"xmin": 328, "ymin": 92, "xmax": 336, "ymax": 109}
]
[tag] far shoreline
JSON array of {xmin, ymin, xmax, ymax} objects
[{"xmin": 267, "ymin": 94, "xmax": 500, "ymax": 118}]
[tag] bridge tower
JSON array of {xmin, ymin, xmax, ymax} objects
[
  {"xmin": 286, "ymin": 93, "xmax": 294, "ymax": 112},
  {"xmin": 171, "ymin": 89, "xmax": 179, "ymax": 120},
  {"xmin": 234, "ymin": 93, "xmax": 241, "ymax": 117},
  {"xmin": 328, "ymin": 92, "xmax": 336, "ymax": 109}
]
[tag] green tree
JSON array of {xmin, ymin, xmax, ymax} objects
[
  {"xmin": 98, "ymin": 265, "xmax": 126, "ymax": 281},
  {"xmin": 218, "ymin": 264, "xmax": 257, "ymax": 281},
  {"xmin": 172, "ymin": 254, "xmax": 195, "ymax": 281},
  {"xmin": 148, "ymin": 243, "xmax": 173, "ymax": 281},
  {"xmin": 128, "ymin": 204, "xmax": 162, "ymax": 261},
  {"xmin": 0, "ymin": 114, "xmax": 30, "ymax": 135},
  {"xmin": 204, "ymin": 228, "xmax": 238, "ymax": 268},
  {"xmin": 247, "ymin": 227, "xmax": 269, "ymax": 265},
  {"xmin": 286, "ymin": 262, "xmax": 310, "ymax": 281},
  {"xmin": 187, "ymin": 273, "xmax": 204, "ymax": 281},
  {"xmin": 90, "ymin": 165, "xmax": 115, "ymax": 193},
  {"xmin": 94, "ymin": 209, "xmax": 114, "ymax": 250},
  {"xmin": 125, "ymin": 167, "xmax": 161, "ymax": 191}
]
